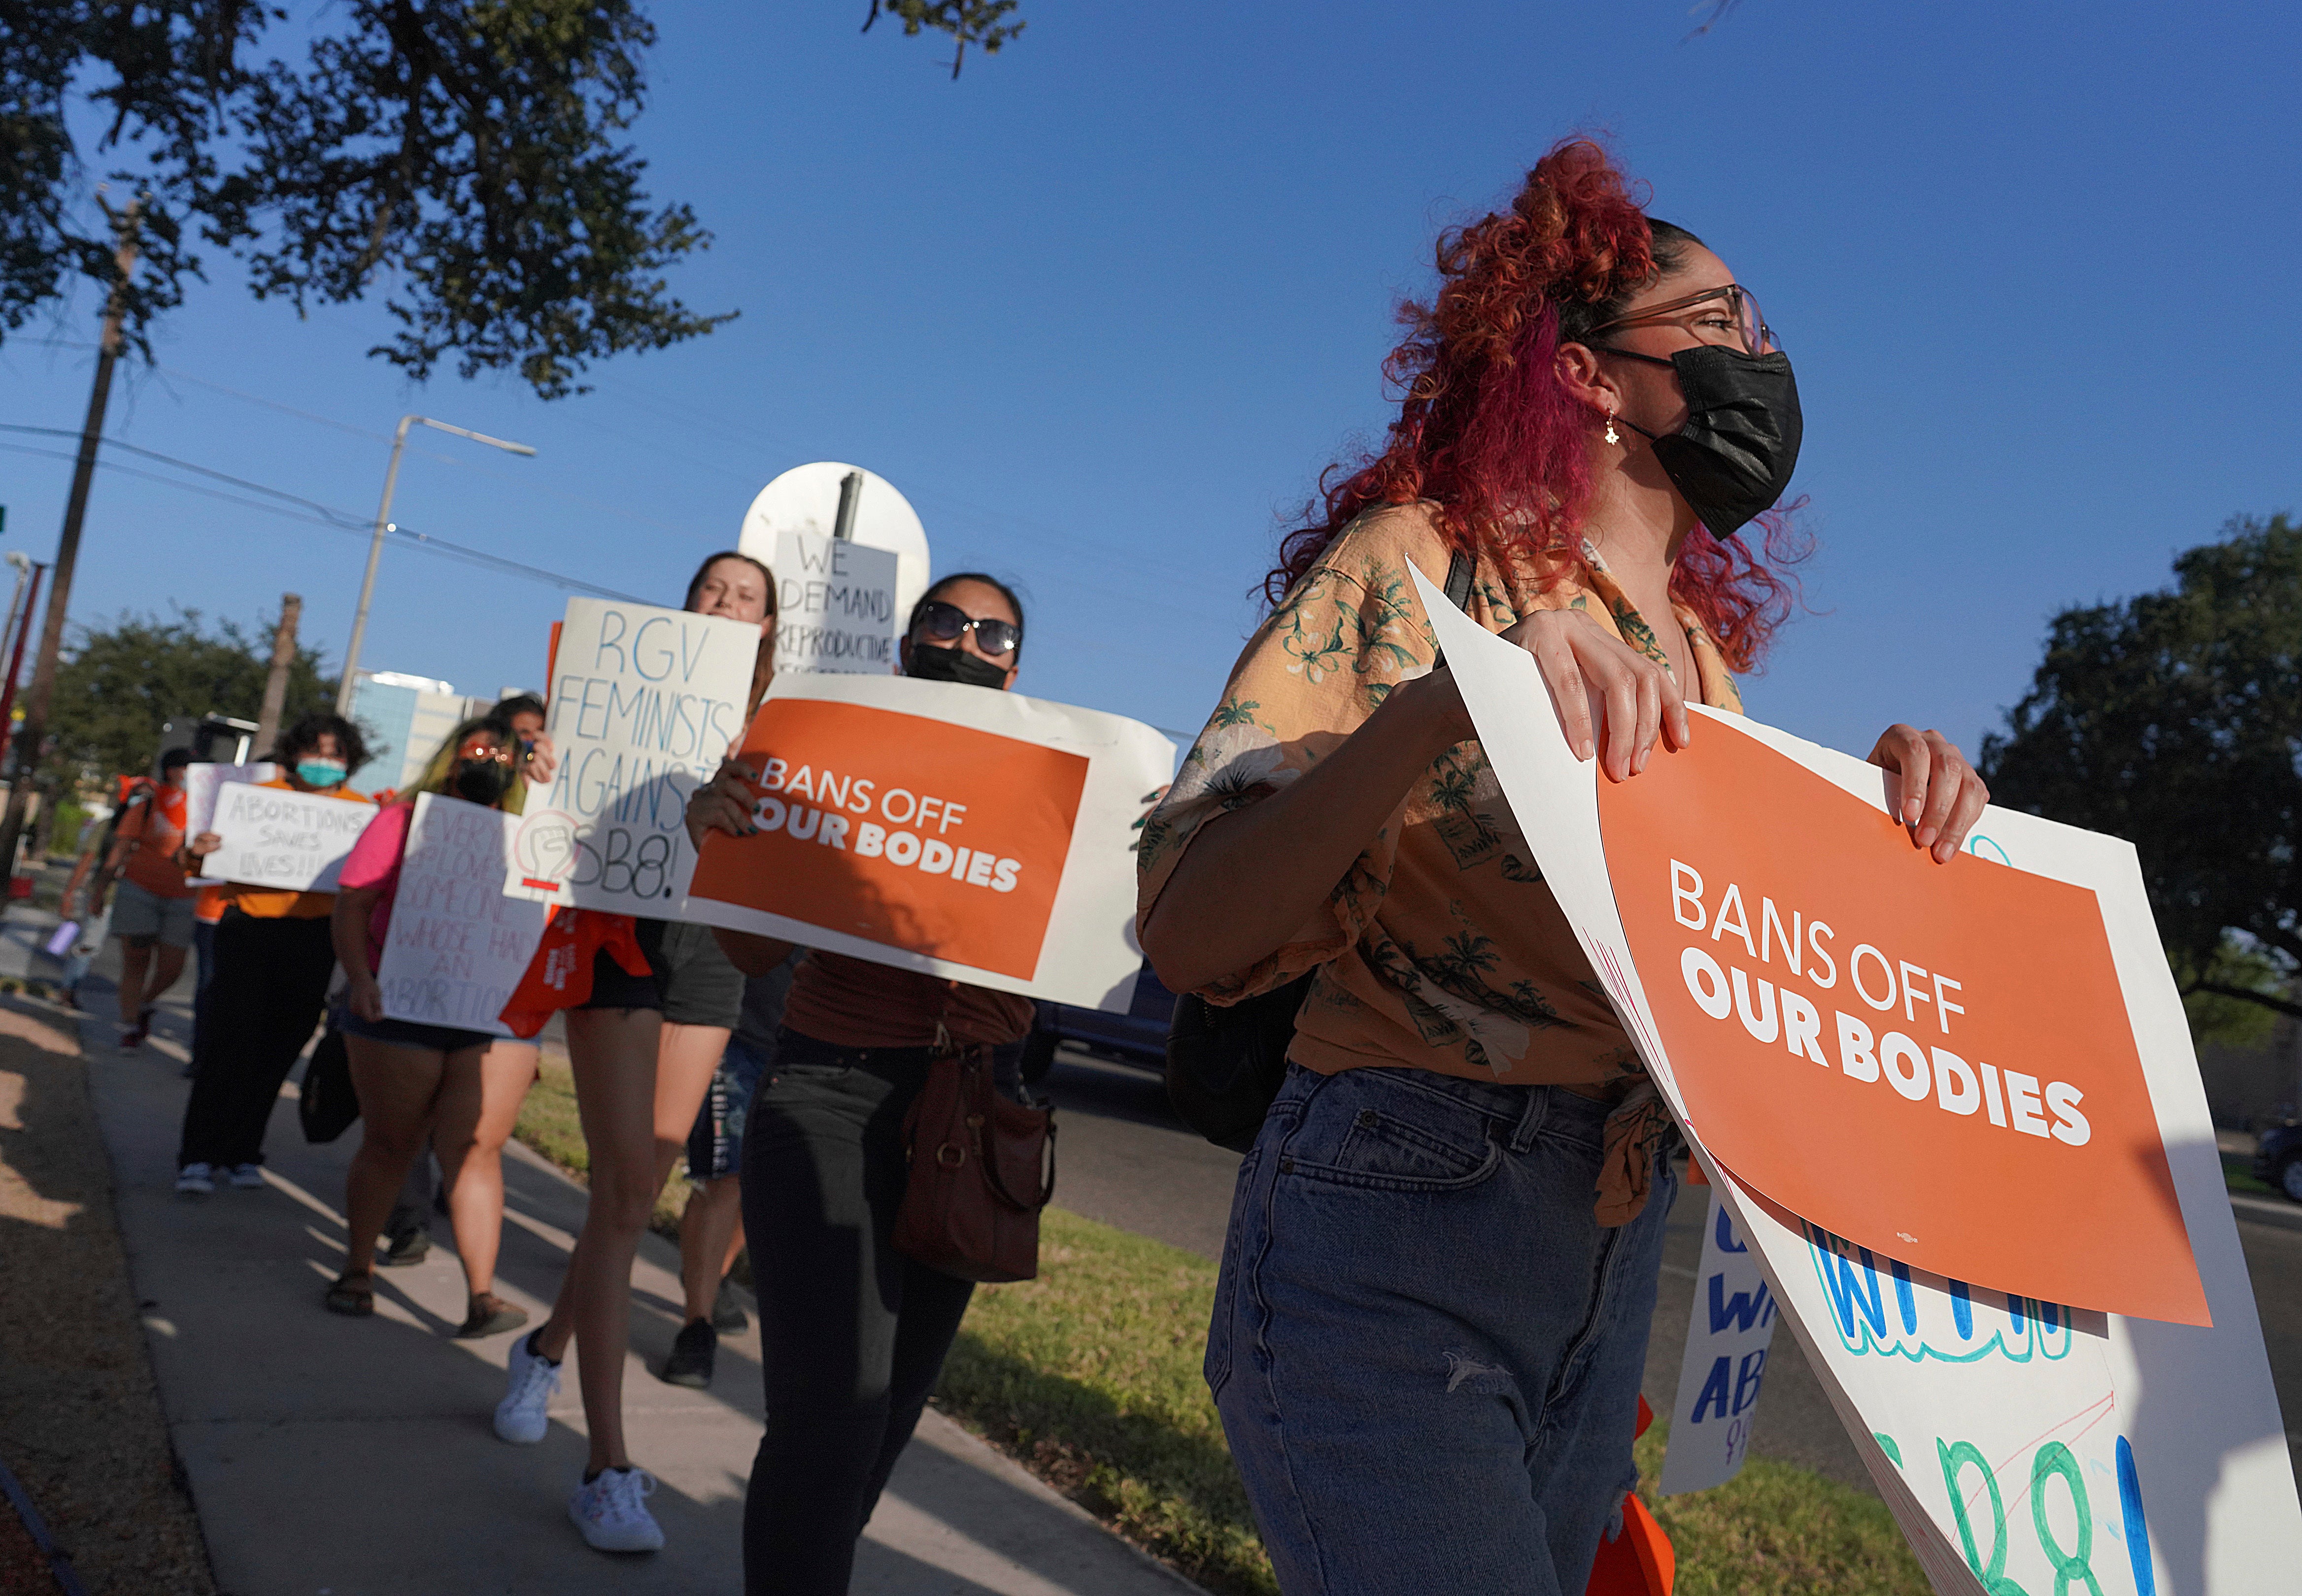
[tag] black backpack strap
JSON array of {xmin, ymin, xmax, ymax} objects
[{"xmin": 1431, "ymin": 549, "xmax": 1476, "ymax": 670}]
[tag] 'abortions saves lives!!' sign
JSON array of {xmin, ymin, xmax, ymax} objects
[
  {"xmin": 1411, "ymin": 563, "xmax": 2301, "ymax": 1596},
  {"xmin": 203, "ymin": 781, "xmax": 377, "ymax": 893},
  {"xmin": 682, "ymin": 673, "xmax": 1174, "ymax": 1010},
  {"xmin": 378, "ymin": 794, "xmax": 550, "ymax": 1036},
  {"xmin": 184, "ymin": 762, "xmax": 277, "ymax": 838},
  {"xmin": 506, "ymin": 598, "xmax": 760, "ymax": 913}
]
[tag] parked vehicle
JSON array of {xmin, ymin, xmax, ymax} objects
[
  {"xmin": 1021, "ymin": 962, "xmax": 1176, "ymax": 1082},
  {"xmin": 2253, "ymin": 1121, "xmax": 2302, "ymax": 1204}
]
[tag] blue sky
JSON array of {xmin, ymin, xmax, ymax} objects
[{"xmin": 3, "ymin": 0, "xmax": 2298, "ymax": 763}]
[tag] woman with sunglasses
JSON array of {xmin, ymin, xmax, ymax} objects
[
  {"xmin": 490, "ymin": 549, "xmax": 777, "ymax": 1556},
  {"xmin": 685, "ymin": 572, "xmax": 1036, "ymax": 1596},
  {"xmin": 1136, "ymin": 140, "xmax": 1987, "ymax": 1595},
  {"xmin": 323, "ymin": 719, "xmax": 537, "ymax": 1332}
]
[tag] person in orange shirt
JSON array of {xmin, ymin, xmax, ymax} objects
[
  {"xmin": 174, "ymin": 713, "xmax": 374, "ymax": 1197},
  {"xmin": 98, "ymin": 747, "xmax": 198, "ymax": 1049}
]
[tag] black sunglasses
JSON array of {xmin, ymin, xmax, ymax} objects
[{"xmin": 911, "ymin": 599, "xmax": 1021, "ymax": 659}]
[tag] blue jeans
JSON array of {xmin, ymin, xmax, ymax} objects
[{"xmin": 1209, "ymin": 1062, "xmax": 1678, "ymax": 1596}]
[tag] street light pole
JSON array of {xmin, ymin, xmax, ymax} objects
[{"xmin": 334, "ymin": 415, "xmax": 536, "ymax": 714}]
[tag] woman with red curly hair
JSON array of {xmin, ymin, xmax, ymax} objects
[{"xmin": 1137, "ymin": 139, "xmax": 1988, "ymax": 1593}]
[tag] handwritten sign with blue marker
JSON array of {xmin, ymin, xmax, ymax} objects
[
  {"xmin": 504, "ymin": 598, "xmax": 760, "ymax": 914},
  {"xmin": 1659, "ymin": 1184, "xmax": 1779, "ymax": 1496}
]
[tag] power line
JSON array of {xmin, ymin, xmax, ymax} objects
[{"xmin": 0, "ymin": 430, "xmax": 647, "ymax": 601}]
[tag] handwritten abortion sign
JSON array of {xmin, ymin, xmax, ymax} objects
[
  {"xmin": 1601, "ymin": 715, "xmax": 2202, "ymax": 1326},
  {"xmin": 1658, "ymin": 1183, "xmax": 1779, "ymax": 1497},
  {"xmin": 1412, "ymin": 565, "xmax": 2301, "ymax": 1594},
  {"xmin": 204, "ymin": 782, "xmax": 377, "ymax": 892},
  {"xmin": 683, "ymin": 674, "xmax": 1173, "ymax": 1010},
  {"xmin": 774, "ymin": 529, "xmax": 899, "ymax": 675},
  {"xmin": 378, "ymin": 795, "xmax": 549, "ymax": 1036},
  {"xmin": 185, "ymin": 762, "xmax": 277, "ymax": 837},
  {"xmin": 507, "ymin": 598, "xmax": 758, "ymax": 913}
]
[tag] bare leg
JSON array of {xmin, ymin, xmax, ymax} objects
[
  {"xmin": 144, "ymin": 942, "xmax": 189, "ymax": 1007},
  {"xmin": 342, "ymin": 1038, "xmax": 449, "ymax": 1277},
  {"xmin": 117, "ymin": 938, "xmax": 154, "ymax": 1027},
  {"xmin": 534, "ymin": 1019, "xmax": 727, "ymax": 1346},
  {"xmin": 652, "ymin": 1022, "xmax": 731, "ymax": 1193},
  {"xmin": 680, "ymin": 1177, "xmax": 746, "ymax": 1322},
  {"xmin": 536, "ymin": 1007, "xmax": 662, "ymax": 1476},
  {"xmin": 432, "ymin": 1039, "xmax": 537, "ymax": 1300}
]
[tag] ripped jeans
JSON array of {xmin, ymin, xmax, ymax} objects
[{"xmin": 1208, "ymin": 1062, "xmax": 1677, "ymax": 1596}]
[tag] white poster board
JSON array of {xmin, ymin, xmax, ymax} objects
[
  {"xmin": 377, "ymin": 794, "xmax": 550, "ymax": 1036},
  {"xmin": 184, "ymin": 762, "xmax": 278, "ymax": 836},
  {"xmin": 739, "ymin": 460, "xmax": 931, "ymax": 625},
  {"xmin": 1659, "ymin": 1183, "xmax": 1780, "ymax": 1497},
  {"xmin": 203, "ymin": 782, "xmax": 377, "ymax": 893},
  {"xmin": 506, "ymin": 598, "xmax": 759, "ymax": 912},
  {"xmin": 772, "ymin": 529, "xmax": 900, "ymax": 676},
  {"xmin": 1411, "ymin": 565, "xmax": 2302, "ymax": 1596},
  {"xmin": 680, "ymin": 673, "xmax": 1174, "ymax": 1012}
]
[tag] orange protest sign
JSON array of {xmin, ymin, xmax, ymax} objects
[
  {"xmin": 1598, "ymin": 716, "xmax": 2207, "ymax": 1327},
  {"xmin": 693, "ymin": 696, "xmax": 1089, "ymax": 979}
]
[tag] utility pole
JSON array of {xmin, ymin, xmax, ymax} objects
[
  {"xmin": 254, "ymin": 594, "xmax": 303, "ymax": 754},
  {"xmin": 335, "ymin": 415, "xmax": 535, "ymax": 715},
  {"xmin": 0, "ymin": 195, "xmax": 140, "ymax": 879}
]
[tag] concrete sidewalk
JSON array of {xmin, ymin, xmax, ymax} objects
[{"xmin": 75, "ymin": 977, "xmax": 1197, "ymax": 1596}]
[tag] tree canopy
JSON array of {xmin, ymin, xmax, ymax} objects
[
  {"xmin": 3, "ymin": 0, "xmax": 1023, "ymax": 396},
  {"xmin": 1979, "ymin": 513, "xmax": 2302, "ymax": 1035},
  {"xmin": 44, "ymin": 605, "xmax": 335, "ymax": 785}
]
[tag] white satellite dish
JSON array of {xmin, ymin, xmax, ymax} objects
[{"xmin": 738, "ymin": 463, "xmax": 931, "ymax": 624}]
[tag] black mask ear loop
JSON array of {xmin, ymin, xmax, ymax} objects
[{"xmin": 1593, "ymin": 345, "xmax": 1674, "ymax": 442}]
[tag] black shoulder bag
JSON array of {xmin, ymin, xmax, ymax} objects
[{"xmin": 1164, "ymin": 551, "xmax": 1477, "ymax": 1152}]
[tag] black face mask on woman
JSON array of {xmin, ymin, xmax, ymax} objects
[
  {"xmin": 451, "ymin": 759, "xmax": 514, "ymax": 807},
  {"xmin": 905, "ymin": 640, "xmax": 1011, "ymax": 690},
  {"xmin": 1599, "ymin": 343, "xmax": 1802, "ymax": 539}
]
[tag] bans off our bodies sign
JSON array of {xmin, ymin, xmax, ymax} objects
[
  {"xmin": 683, "ymin": 674, "xmax": 1173, "ymax": 1010},
  {"xmin": 1410, "ymin": 564, "xmax": 2300, "ymax": 1596},
  {"xmin": 1603, "ymin": 718, "xmax": 2201, "ymax": 1327}
]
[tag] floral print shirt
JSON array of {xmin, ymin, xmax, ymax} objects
[{"xmin": 1137, "ymin": 503, "xmax": 1745, "ymax": 1224}]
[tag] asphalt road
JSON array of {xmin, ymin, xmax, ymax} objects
[{"xmin": 1038, "ymin": 1044, "xmax": 2302, "ymax": 1495}]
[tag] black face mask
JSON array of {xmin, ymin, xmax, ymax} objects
[
  {"xmin": 1600, "ymin": 343, "xmax": 1802, "ymax": 539},
  {"xmin": 905, "ymin": 639, "xmax": 1012, "ymax": 689},
  {"xmin": 451, "ymin": 759, "xmax": 514, "ymax": 807}
]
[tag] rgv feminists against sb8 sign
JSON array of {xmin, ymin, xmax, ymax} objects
[
  {"xmin": 506, "ymin": 598, "xmax": 759, "ymax": 913},
  {"xmin": 683, "ymin": 673, "xmax": 1173, "ymax": 1010}
]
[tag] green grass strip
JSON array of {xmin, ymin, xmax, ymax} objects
[{"xmin": 941, "ymin": 1205, "xmax": 1931, "ymax": 1596}]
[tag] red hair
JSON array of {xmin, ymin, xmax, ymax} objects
[{"xmin": 1266, "ymin": 138, "xmax": 1806, "ymax": 671}]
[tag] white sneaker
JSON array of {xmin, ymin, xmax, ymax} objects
[
  {"xmin": 227, "ymin": 1163, "xmax": 265, "ymax": 1190},
  {"xmin": 568, "ymin": 1467, "xmax": 663, "ymax": 1553},
  {"xmin": 494, "ymin": 1331, "xmax": 562, "ymax": 1444},
  {"xmin": 174, "ymin": 1163, "xmax": 215, "ymax": 1197}
]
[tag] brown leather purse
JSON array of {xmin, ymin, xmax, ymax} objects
[{"xmin": 893, "ymin": 1045, "xmax": 1056, "ymax": 1283}]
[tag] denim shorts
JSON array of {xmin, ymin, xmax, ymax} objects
[
  {"xmin": 335, "ymin": 1001, "xmax": 497, "ymax": 1055},
  {"xmin": 686, "ymin": 1034, "xmax": 770, "ymax": 1181},
  {"xmin": 1208, "ymin": 1061, "xmax": 1678, "ymax": 1596}
]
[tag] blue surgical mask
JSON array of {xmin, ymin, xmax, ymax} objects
[{"xmin": 296, "ymin": 759, "xmax": 348, "ymax": 789}]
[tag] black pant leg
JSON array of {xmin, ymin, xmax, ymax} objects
[
  {"xmin": 855, "ymin": 1256, "xmax": 976, "ymax": 1531},
  {"xmin": 180, "ymin": 915, "xmax": 338, "ymax": 1170},
  {"xmin": 742, "ymin": 1043, "xmax": 970, "ymax": 1596},
  {"xmin": 179, "ymin": 912, "xmax": 269, "ymax": 1168},
  {"xmin": 228, "ymin": 916, "xmax": 340, "ymax": 1168}
]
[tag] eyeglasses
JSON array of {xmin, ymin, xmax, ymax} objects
[
  {"xmin": 457, "ymin": 741, "xmax": 514, "ymax": 765},
  {"xmin": 1583, "ymin": 283, "xmax": 1779, "ymax": 356},
  {"xmin": 911, "ymin": 599, "xmax": 1021, "ymax": 659}
]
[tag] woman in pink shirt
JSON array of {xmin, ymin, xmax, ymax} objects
[{"xmin": 324, "ymin": 717, "xmax": 536, "ymax": 1334}]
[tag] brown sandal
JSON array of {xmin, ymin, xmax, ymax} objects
[
  {"xmin": 325, "ymin": 1272, "xmax": 375, "ymax": 1317},
  {"xmin": 455, "ymin": 1293, "xmax": 531, "ymax": 1339}
]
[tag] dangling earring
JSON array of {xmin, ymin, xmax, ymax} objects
[{"xmin": 1604, "ymin": 410, "xmax": 1620, "ymax": 446}]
